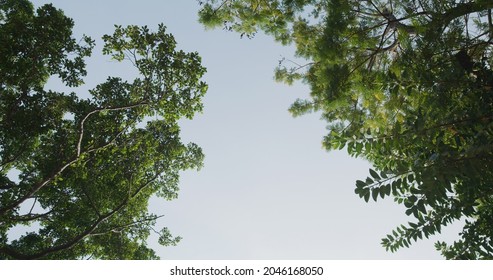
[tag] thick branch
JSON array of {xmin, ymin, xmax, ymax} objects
[
  {"xmin": 77, "ymin": 101, "xmax": 149, "ymax": 156},
  {"xmin": 0, "ymin": 172, "xmax": 161, "ymax": 259},
  {"xmin": 1, "ymin": 142, "xmax": 114, "ymax": 217},
  {"xmin": 375, "ymin": 2, "xmax": 493, "ymax": 37},
  {"xmin": 0, "ymin": 157, "xmax": 79, "ymax": 217},
  {"xmin": 0, "ymin": 193, "xmax": 128, "ymax": 259},
  {"xmin": 431, "ymin": 1, "xmax": 493, "ymax": 31},
  {"xmin": 381, "ymin": 9, "xmax": 417, "ymax": 34}
]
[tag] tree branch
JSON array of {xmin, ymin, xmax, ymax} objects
[
  {"xmin": 7, "ymin": 210, "xmax": 53, "ymax": 223},
  {"xmin": 0, "ymin": 171, "xmax": 161, "ymax": 259},
  {"xmin": 77, "ymin": 101, "xmax": 149, "ymax": 157},
  {"xmin": 0, "ymin": 148, "xmax": 26, "ymax": 170},
  {"xmin": 0, "ymin": 157, "xmax": 79, "ymax": 217},
  {"xmin": 430, "ymin": 1, "xmax": 493, "ymax": 32},
  {"xmin": 0, "ymin": 197, "xmax": 126, "ymax": 259},
  {"xmin": 89, "ymin": 215, "xmax": 164, "ymax": 237},
  {"xmin": 488, "ymin": 9, "xmax": 492, "ymax": 39},
  {"xmin": 0, "ymin": 182, "xmax": 15, "ymax": 191},
  {"xmin": 0, "ymin": 101, "xmax": 150, "ymax": 217}
]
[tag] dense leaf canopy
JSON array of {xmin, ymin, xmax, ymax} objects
[
  {"xmin": 199, "ymin": 0, "xmax": 493, "ymax": 259},
  {"xmin": 0, "ymin": 0, "xmax": 207, "ymax": 259}
]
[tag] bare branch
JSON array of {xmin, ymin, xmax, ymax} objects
[
  {"xmin": 89, "ymin": 215, "xmax": 164, "ymax": 237},
  {"xmin": 28, "ymin": 197, "xmax": 37, "ymax": 215},
  {"xmin": 281, "ymin": 59, "xmax": 316, "ymax": 74},
  {"xmin": 7, "ymin": 210, "xmax": 53, "ymax": 223},
  {"xmin": 350, "ymin": 8, "xmax": 380, "ymax": 18},
  {"xmin": 77, "ymin": 101, "xmax": 149, "ymax": 157},
  {"xmin": 367, "ymin": 0, "xmax": 384, "ymax": 16}
]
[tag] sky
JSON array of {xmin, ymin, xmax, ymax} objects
[{"xmin": 28, "ymin": 0, "xmax": 465, "ymax": 259}]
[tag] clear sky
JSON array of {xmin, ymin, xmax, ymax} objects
[{"xmin": 29, "ymin": 0, "xmax": 464, "ymax": 259}]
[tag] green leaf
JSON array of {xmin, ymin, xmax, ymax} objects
[
  {"xmin": 347, "ymin": 141, "xmax": 355, "ymax": 154},
  {"xmin": 417, "ymin": 200, "xmax": 427, "ymax": 214},
  {"xmin": 412, "ymin": 233, "xmax": 418, "ymax": 242},
  {"xmin": 338, "ymin": 141, "xmax": 346, "ymax": 150},
  {"xmin": 356, "ymin": 142, "xmax": 363, "ymax": 154},
  {"xmin": 409, "ymin": 222, "xmax": 418, "ymax": 229},
  {"xmin": 379, "ymin": 185, "xmax": 386, "ymax": 198},
  {"xmin": 403, "ymin": 239, "xmax": 410, "ymax": 248},
  {"xmin": 384, "ymin": 184, "xmax": 391, "ymax": 196},
  {"xmin": 369, "ymin": 169, "xmax": 381, "ymax": 180},
  {"xmin": 356, "ymin": 180, "xmax": 367, "ymax": 188},
  {"xmin": 404, "ymin": 199, "xmax": 414, "ymax": 208},
  {"xmin": 372, "ymin": 188, "xmax": 379, "ymax": 201},
  {"xmin": 407, "ymin": 173, "xmax": 414, "ymax": 183}
]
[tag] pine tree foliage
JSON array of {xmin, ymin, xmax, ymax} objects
[{"xmin": 199, "ymin": 0, "xmax": 493, "ymax": 259}]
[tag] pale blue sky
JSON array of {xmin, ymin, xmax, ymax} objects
[{"xmin": 29, "ymin": 0, "xmax": 464, "ymax": 259}]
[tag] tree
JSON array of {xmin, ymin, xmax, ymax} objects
[
  {"xmin": 0, "ymin": 0, "xmax": 207, "ymax": 259},
  {"xmin": 198, "ymin": 0, "xmax": 493, "ymax": 259}
]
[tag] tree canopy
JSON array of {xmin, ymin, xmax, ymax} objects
[
  {"xmin": 0, "ymin": 0, "xmax": 207, "ymax": 259},
  {"xmin": 199, "ymin": 0, "xmax": 493, "ymax": 259}
]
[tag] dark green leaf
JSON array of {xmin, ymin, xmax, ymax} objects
[
  {"xmin": 369, "ymin": 169, "xmax": 381, "ymax": 180},
  {"xmin": 356, "ymin": 180, "xmax": 367, "ymax": 188},
  {"xmin": 372, "ymin": 188, "xmax": 379, "ymax": 201},
  {"xmin": 417, "ymin": 200, "xmax": 427, "ymax": 214}
]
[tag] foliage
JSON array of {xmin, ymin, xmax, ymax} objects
[
  {"xmin": 0, "ymin": 0, "xmax": 207, "ymax": 259},
  {"xmin": 199, "ymin": 0, "xmax": 493, "ymax": 259}
]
